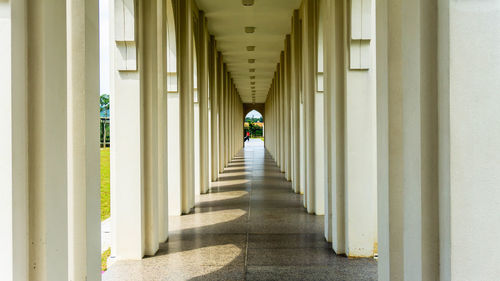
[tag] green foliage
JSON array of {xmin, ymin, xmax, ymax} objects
[
  {"xmin": 244, "ymin": 116, "xmax": 263, "ymax": 123},
  {"xmin": 245, "ymin": 122, "xmax": 263, "ymax": 137},
  {"xmin": 101, "ymin": 247, "xmax": 111, "ymax": 272},
  {"xmin": 100, "ymin": 94, "xmax": 110, "ymax": 116},
  {"xmin": 100, "ymin": 121, "xmax": 110, "ymax": 145}
]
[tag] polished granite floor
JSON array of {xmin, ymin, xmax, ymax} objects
[{"xmin": 103, "ymin": 139, "xmax": 377, "ymax": 281}]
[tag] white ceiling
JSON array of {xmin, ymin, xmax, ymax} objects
[{"xmin": 196, "ymin": 0, "xmax": 301, "ymax": 103}]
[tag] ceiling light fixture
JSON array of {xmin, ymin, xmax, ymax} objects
[
  {"xmin": 246, "ymin": 46, "xmax": 255, "ymax": 51},
  {"xmin": 242, "ymin": 0, "xmax": 254, "ymax": 6},
  {"xmin": 245, "ymin": 26, "xmax": 256, "ymax": 33}
]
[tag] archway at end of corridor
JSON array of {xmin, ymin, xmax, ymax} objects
[{"xmin": 244, "ymin": 109, "xmax": 264, "ymax": 147}]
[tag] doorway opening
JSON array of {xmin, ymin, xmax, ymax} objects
[{"xmin": 244, "ymin": 110, "xmax": 264, "ymax": 147}]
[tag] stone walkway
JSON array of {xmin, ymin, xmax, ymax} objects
[{"xmin": 103, "ymin": 139, "xmax": 376, "ymax": 280}]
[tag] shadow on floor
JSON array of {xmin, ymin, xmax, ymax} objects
[{"xmin": 103, "ymin": 144, "xmax": 376, "ymax": 281}]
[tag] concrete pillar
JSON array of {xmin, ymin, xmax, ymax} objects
[
  {"xmin": 196, "ymin": 12, "xmax": 210, "ymax": 195},
  {"xmin": 278, "ymin": 51, "xmax": 286, "ymax": 173},
  {"xmin": 224, "ymin": 70, "xmax": 228, "ymax": 167},
  {"xmin": 1, "ymin": 3, "xmax": 29, "ymax": 280},
  {"xmin": 218, "ymin": 56, "xmax": 225, "ymax": 173},
  {"xmin": 209, "ymin": 37, "xmax": 219, "ymax": 182},
  {"xmin": 66, "ymin": 0, "xmax": 100, "ymax": 279},
  {"xmin": 291, "ymin": 10, "xmax": 301, "ymax": 194},
  {"xmin": 229, "ymin": 83, "xmax": 233, "ymax": 159},
  {"xmin": 439, "ymin": 2, "xmax": 500, "ymax": 279},
  {"xmin": 111, "ymin": 0, "xmax": 144, "ymax": 260},
  {"xmin": 284, "ymin": 36, "xmax": 292, "ymax": 182},
  {"xmin": 303, "ymin": 0, "xmax": 318, "ymax": 214},
  {"xmin": 157, "ymin": 0, "xmax": 169, "ymax": 244},
  {"xmin": 343, "ymin": 0, "xmax": 377, "ymax": 257},
  {"xmin": 224, "ymin": 75, "xmax": 230, "ymax": 166},
  {"xmin": 0, "ymin": 1, "xmax": 72, "ymax": 279},
  {"xmin": 374, "ymin": 0, "xmax": 500, "ymax": 280},
  {"xmin": 142, "ymin": 0, "xmax": 161, "ymax": 256},
  {"xmin": 322, "ymin": 0, "xmax": 345, "ymax": 254},
  {"xmin": 112, "ymin": 0, "xmax": 165, "ymax": 259},
  {"xmin": 275, "ymin": 70, "xmax": 281, "ymax": 168},
  {"xmin": 175, "ymin": 0, "xmax": 195, "ymax": 214},
  {"xmin": 29, "ymin": 2, "xmax": 70, "ymax": 279}
]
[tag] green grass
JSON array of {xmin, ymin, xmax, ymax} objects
[
  {"xmin": 101, "ymin": 148, "xmax": 110, "ymax": 221},
  {"xmin": 101, "ymin": 247, "xmax": 111, "ymax": 272}
]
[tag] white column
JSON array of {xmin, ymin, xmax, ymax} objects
[
  {"xmin": 209, "ymin": 37, "xmax": 219, "ymax": 182},
  {"xmin": 67, "ymin": 0, "xmax": 100, "ymax": 279},
  {"xmin": 198, "ymin": 14, "xmax": 209, "ymax": 194},
  {"xmin": 284, "ymin": 36, "xmax": 292, "ymax": 182},
  {"xmin": 276, "ymin": 70, "xmax": 281, "ymax": 168},
  {"xmin": 142, "ymin": 0, "xmax": 161, "ymax": 256},
  {"xmin": 1, "ymin": 3, "xmax": 29, "ymax": 280},
  {"xmin": 322, "ymin": 0, "xmax": 346, "ymax": 254},
  {"xmin": 112, "ymin": 0, "xmax": 163, "ymax": 259},
  {"xmin": 111, "ymin": 0, "xmax": 144, "ymax": 260},
  {"xmin": 343, "ymin": 0, "xmax": 377, "ymax": 257},
  {"xmin": 291, "ymin": 10, "xmax": 301, "ymax": 194},
  {"xmin": 439, "ymin": 2, "xmax": 500, "ymax": 280},
  {"xmin": 157, "ymin": 0, "xmax": 169, "ymax": 243},
  {"xmin": 28, "ymin": 1, "xmax": 69, "ymax": 279},
  {"xmin": 280, "ymin": 54, "xmax": 285, "ymax": 172},
  {"xmin": 303, "ymin": 0, "xmax": 318, "ymax": 214},
  {"xmin": 315, "ymin": 6, "xmax": 325, "ymax": 217},
  {"xmin": 218, "ymin": 57, "xmax": 225, "ymax": 173},
  {"xmin": 175, "ymin": 0, "xmax": 195, "ymax": 214},
  {"xmin": 376, "ymin": 0, "xmax": 439, "ymax": 279}
]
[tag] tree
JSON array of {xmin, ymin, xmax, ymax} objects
[
  {"xmin": 100, "ymin": 94, "xmax": 110, "ymax": 148},
  {"xmin": 100, "ymin": 94, "xmax": 110, "ymax": 116}
]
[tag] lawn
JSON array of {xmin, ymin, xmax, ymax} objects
[{"xmin": 101, "ymin": 148, "xmax": 110, "ymax": 221}]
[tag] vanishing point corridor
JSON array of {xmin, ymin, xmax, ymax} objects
[
  {"xmin": 3, "ymin": 0, "xmax": 499, "ymax": 280},
  {"xmin": 103, "ymin": 139, "xmax": 376, "ymax": 280}
]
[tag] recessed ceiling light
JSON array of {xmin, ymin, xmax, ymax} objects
[
  {"xmin": 248, "ymin": 59, "xmax": 255, "ymax": 63},
  {"xmin": 245, "ymin": 26, "xmax": 256, "ymax": 33},
  {"xmin": 246, "ymin": 46, "xmax": 255, "ymax": 51},
  {"xmin": 242, "ymin": 0, "xmax": 254, "ymax": 6}
]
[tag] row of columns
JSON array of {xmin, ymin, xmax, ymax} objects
[
  {"xmin": 267, "ymin": 0, "xmax": 500, "ymax": 280},
  {"xmin": 1, "ymin": 0, "xmax": 244, "ymax": 280},
  {"xmin": 113, "ymin": 0, "xmax": 244, "ymax": 262},
  {"xmin": 1, "ymin": 1, "xmax": 101, "ymax": 280},
  {"xmin": 266, "ymin": 0, "xmax": 379, "ymax": 259},
  {"xmin": 376, "ymin": 0, "xmax": 500, "ymax": 280}
]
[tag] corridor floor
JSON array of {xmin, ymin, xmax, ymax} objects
[{"xmin": 103, "ymin": 139, "xmax": 377, "ymax": 281}]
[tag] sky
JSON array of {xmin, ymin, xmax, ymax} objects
[
  {"xmin": 99, "ymin": 0, "xmax": 110, "ymax": 95},
  {"xmin": 246, "ymin": 110, "xmax": 263, "ymax": 119}
]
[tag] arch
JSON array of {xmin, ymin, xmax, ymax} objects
[{"xmin": 243, "ymin": 103, "xmax": 265, "ymax": 121}]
